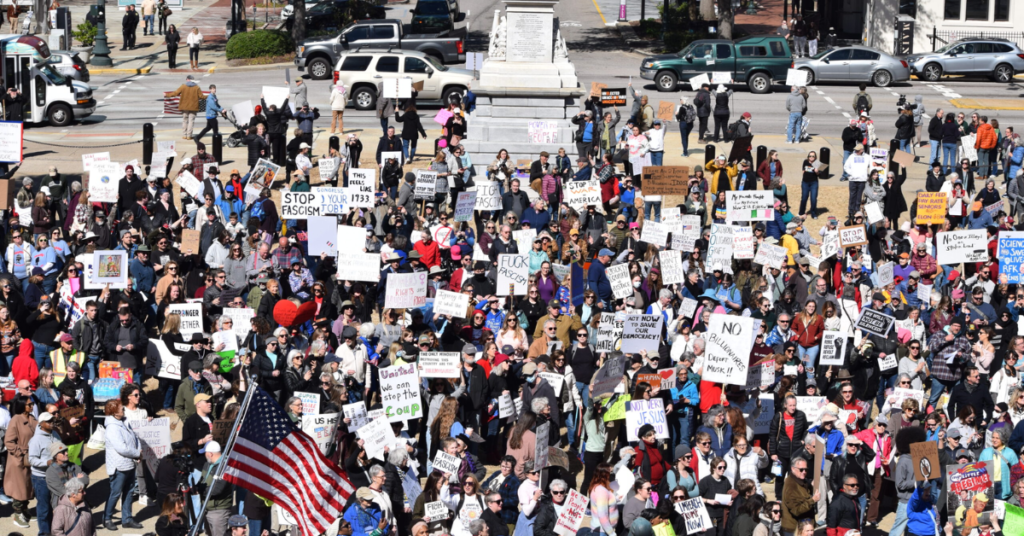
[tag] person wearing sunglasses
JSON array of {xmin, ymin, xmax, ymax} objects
[
  {"xmin": 532, "ymin": 478, "xmax": 569, "ymax": 536},
  {"xmin": 825, "ymin": 474, "xmax": 864, "ymax": 536},
  {"xmin": 780, "ymin": 458, "xmax": 819, "ymax": 536},
  {"xmin": 697, "ymin": 455, "xmax": 735, "ymax": 532},
  {"xmin": 481, "ymin": 490, "xmax": 509, "ymax": 536}
]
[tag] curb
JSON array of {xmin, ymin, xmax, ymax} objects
[
  {"xmin": 89, "ymin": 66, "xmax": 153, "ymax": 74},
  {"xmin": 206, "ymin": 61, "xmax": 296, "ymax": 73},
  {"xmin": 949, "ymin": 98, "xmax": 1024, "ymax": 111}
]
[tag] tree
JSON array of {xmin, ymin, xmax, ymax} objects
[
  {"xmin": 717, "ymin": 0, "xmax": 733, "ymax": 39},
  {"xmin": 291, "ymin": 0, "xmax": 307, "ymax": 42}
]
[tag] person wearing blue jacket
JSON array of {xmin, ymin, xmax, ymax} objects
[
  {"xmin": 344, "ymin": 488, "xmax": 390, "ymax": 536},
  {"xmin": 906, "ymin": 484, "xmax": 940, "ymax": 536},
  {"xmin": 215, "ymin": 186, "xmax": 244, "ymax": 226},
  {"xmin": 129, "ymin": 247, "xmax": 156, "ymax": 294},
  {"xmin": 587, "ymin": 249, "xmax": 614, "ymax": 307},
  {"xmin": 30, "ymin": 239, "xmax": 58, "ymax": 294},
  {"xmin": 765, "ymin": 209, "xmax": 785, "ymax": 240},
  {"xmin": 808, "ymin": 409, "xmax": 844, "ymax": 471},
  {"xmin": 194, "ymin": 84, "xmax": 223, "ymax": 141},
  {"xmin": 669, "ymin": 358, "xmax": 700, "ymax": 452}
]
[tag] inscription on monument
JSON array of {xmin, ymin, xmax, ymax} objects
[{"xmin": 506, "ymin": 11, "xmax": 553, "ymax": 62}]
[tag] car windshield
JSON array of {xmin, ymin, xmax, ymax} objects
[
  {"xmin": 424, "ymin": 54, "xmax": 448, "ymax": 71},
  {"xmin": 810, "ymin": 48, "xmax": 832, "ymax": 59},
  {"xmin": 417, "ymin": 2, "xmax": 449, "ymax": 15},
  {"xmin": 308, "ymin": 2, "xmax": 333, "ymax": 14},
  {"xmin": 935, "ymin": 42, "xmax": 957, "ymax": 53},
  {"xmin": 38, "ymin": 64, "xmax": 66, "ymax": 85}
]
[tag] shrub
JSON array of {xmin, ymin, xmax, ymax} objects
[
  {"xmin": 226, "ymin": 29, "xmax": 295, "ymax": 59},
  {"xmin": 74, "ymin": 22, "xmax": 97, "ymax": 47}
]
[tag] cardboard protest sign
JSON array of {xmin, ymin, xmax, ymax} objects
[
  {"xmin": 856, "ymin": 309, "xmax": 895, "ymax": 338},
  {"xmin": 620, "ymin": 314, "xmax": 663, "ymax": 354},
  {"xmin": 554, "ymin": 489, "xmax": 589, "ymax": 536},
  {"xmin": 539, "ymin": 372, "xmax": 564, "ymax": 396},
  {"xmin": 813, "ymin": 435, "xmax": 825, "ymax": 492},
  {"xmin": 785, "ymin": 68, "xmax": 808, "ymax": 86},
  {"xmin": 865, "ymin": 202, "xmax": 884, "ymax": 225},
  {"xmin": 726, "ymin": 191, "xmax": 774, "ymax": 222},
  {"xmin": 212, "ymin": 419, "xmax": 233, "ymax": 445},
  {"xmin": 499, "ymin": 394, "xmax": 517, "ymax": 419},
  {"xmin": 474, "ymin": 181, "xmax": 501, "ymax": 211},
  {"xmin": 893, "ymin": 150, "xmax": 915, "ymax": 169},
  {"xmin": 657, "ymin": 101, "xmax": 675, "ymax": 122},
  {"xmin": 384, "ymin": 272, "xmax": 427, "ymax": 309},
  {"xmin": 936, "ymin": 229, "xmax": 988, "ymax": 265},
  {"xmin": 414, "ymin": 170, "xmax": 437, "ymax": 199},
  {"xmin": 947, "ymin": 462, "xmax": 993, "ymax": 514},
  {"xmin": 497, "ymin": 254, "xmax": 529, "ymax": 296},
  {"xmin": 688, "ymin": 74, "xmax": 710, "ymax": 89},
  {"xmin": 419, "ymin": 352, "xmax": 461, "ymax": 378},
  {"xmin": 339, "ymin": 223, "xmax": 372, "ymax": 253},
  {"xmin": 797, "ymin": 396, "xmax": 828, "ymax": 425},
  {"xmin": 625, "ymin": 399, "xmax": 669, "ymax": 441},
  {"xmin": 380, "ymin": 363, "xmax": 423, "ymax": 422},
  {"xmin": 357, "ymin": 415, "xmax": 397, "ymax": 460},
  {"xmin": 659, "ymin": 251, "xmax": 684, "ymax": 286},
  {"xmin": 999, "ymin": 232, "xmax": 1024, "ymax": 283},
  {"xmin": 343, "ymin": 402, "xmax": 369, "ymax": 432},
  {"xmin": 337, "ymin": 253, "xmax": 380, "ymax": 283},
  {"xmin": 175, "ymin": 170, "xmax": 202, "ymax": 198},
  {"xmin": 643, "ymin": 166, "xmax": 689, "ymax": 196},
  {"xmin": 733, "ymin": 226, "xmax": 755, "ymax": 260},
  {"xmin": 590, "ymin": 82, "xmax": 608, "ymax": 98},
  {"xmin": 917, "ymin": 192, "xmax": 948, "ymax": 224},
  {"xmin": 819, "ymin": 331, "xmax": 848, "ymax": 366},
  {"xmin": 89, "ymin": 161, "xmax": 123, "ymax": 202},
  {"xmin": 294, "ymin": 392, "xmax": 319, "ymax": 416},
  {"xmin": 181, "ymin": 229, "xmax": 201, "ymax": 254},
  {"xmin": 678, "ymin": 497, "xmax": 714, "ymax": 535},
  {"xmin": 702, "ymin": 314, "xmax": 753, "ymax": 385},
  {"xmin": 301, "ymin": 413, "xmax": 340, "ymax": 454},
  {"xmin": 607, "ymin": 264, "xmax": 633, "ymax": 300},
  {"xmin": 839, "ymin": 225, "xmax": 868, "ymax": 248},
  {"xmin": 81, "ymin": 152, "xmax": 111, "ymax": 172},
  {"xmin": 433, "ymin": 290, "xmax": 469, "ymax": 318},
  {"xmin": 306, "ymin": 216, "xmax": 338, "ymax": 256},
  {"xmin": 346, "ymin": 170, "xmax": 375, "ymax": 208},
  {"xmin": 738, "ymin": 394, "xmax": 773, "ymax": 435},
  {"xmin": 910, "ymin": 441, "xmax": 941, "ymax": 481},
  {"xmin": 591, "ymin": 353, "xmax": 626, "ymax": 397}
]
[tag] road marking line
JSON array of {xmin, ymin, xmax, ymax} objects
[
  {"xmin": 824, "ymin": 97, "xmax": 835, "ymax": 104},
  {"xmin": 834, "ymin": 105, "xmax": 841, "ymax": 109},
  {"xmin": 590, "ymin": 0, "xmax": 608, "ymax": 25},
  {"xmin": 815, "ymin": 90, "xmax": 824, "ymax": 95},
  {"xmin": 842, "ymin": 112, "xmax": 851, "ymax": 118}
]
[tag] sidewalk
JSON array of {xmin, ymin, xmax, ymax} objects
[{"xmin": 734, "ymin": 0, "xmax": 784, "ymax": 36}]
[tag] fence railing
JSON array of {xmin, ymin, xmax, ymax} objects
[{"xmin": 930, "ymin": 27, "xmax": 1024, "ymax": 51}]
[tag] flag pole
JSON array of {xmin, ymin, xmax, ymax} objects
[{"xmin": 187, "ymin": 378, "xmax": 261, "ymax": 536}]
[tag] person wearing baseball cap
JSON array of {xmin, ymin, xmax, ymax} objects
[
  {"xmin": 182, "ymin": 393, "xmax": 215, "ymax": 456},
  {"xmin": 198, "ymin": 439, "xmax": 234, "ymax": 535},
  {"xmin": 531, "ymin": 298, "xmax": 583, "ymax": 351},
  {"xmin": 588, "ymin": 248, "xmax": 615, "ymax": 307},
  {"xmin": 176, "ymin": 357, "xmax": 213, "ymax": 422},
  {"xmin": 45, "ymin": 440, "xmax": 86, "ymax": 511}
]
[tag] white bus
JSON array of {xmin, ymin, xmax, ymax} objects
[{"xmin": 0, "ymin": 34, "xmax": 95, "ymax": 126}]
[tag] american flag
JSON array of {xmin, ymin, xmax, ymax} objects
[{"xmin": 223, "ymin": 387, "xmax": 354, "ymax": 535}]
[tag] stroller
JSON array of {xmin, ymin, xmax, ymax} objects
[
  {"xmin": 800, "ymin": 116, "xmax": 811, "ymax": 142},
  {"xmin": 223, "ymin": 110, "xmax": 249, "ymax": 148}
]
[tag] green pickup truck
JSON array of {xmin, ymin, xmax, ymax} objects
[{"xmin": 639, "ymin": 35, "xmax": 792, "ymax": 94}]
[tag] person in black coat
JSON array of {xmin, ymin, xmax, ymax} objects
[
  {"xmin": 947, "ymin": 365, "xmax": 995, "ymax": 424},
  {"xmin": 520, "ymin": 362, "xmax": 561, "ymax": 432},
  {"xmin": 260, "ymin": 96, "xmax": 292, "ymax": 165},
  {"xmin": 827, "ymin": 435, "xmax": 875, "ymax": 495},
  {"xmin": 482, "ymin": 492, "xmax": 510, "ymax": 536},
  {"xmin": 375, "ymin": 127, "xmax": 403, "ymax": 166},
  {"xmin": 458, "ymin": 344, "xmax": 490, "ymax": 430},
  {"xmin": 768, "ymin": 396, "xmax": 808, "ymax": 498},
  {"xmin": 2, "ymin": 88, "xmax": 26, "ymax": 122},
  {"xmin": 840, "ymin": 120, "xmax": 862, "ymax": 181},
  {"xmin": 826, "ymin": 474, "xmax": 863, "ymax": 536},
  {"xmin": 501, "ymin": 180, "xmax": 531, "ymax": 220},
  {"xmin": 895, "ymin": 108, "xmax": 915, "ymax": 151},
  {"xmin": 180, "ymin": 393, "xmax": 215, "ymax": 456},
  {"xmin": 103, "ymin": 308, "xmax": 150, "ymax": 376},
  {"xmin": 395, "ymin": 105, "xmax": 427, "ymax": 162},
  {"xmin": 532, "ymin": 492, "xmax": 558, "ymax": 536},
  {"xmin": 121, "ymin": 5, "xmax": 140, "ymax": 50},
  {"xmin": 253, "ymin": 335, "xmax": 287, "ymax": 399},
  {"xmin": 883, "ymin": 170, "xmax": 907, "ymax": 227}
]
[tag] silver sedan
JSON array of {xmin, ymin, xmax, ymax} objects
[{"xmin": 793, "ymin": 46, "xmax": 911, "ymax": 87}]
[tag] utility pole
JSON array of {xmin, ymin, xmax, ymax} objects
[{"xmin": 92, "ymin": 0, "xmax": 112, "ymax": 67}]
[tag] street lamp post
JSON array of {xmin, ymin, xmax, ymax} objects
[{"xmin": 92, "ymin": 0, "xmax": 113, "ymax": 67}]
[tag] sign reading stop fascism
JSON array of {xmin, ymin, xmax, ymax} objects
[{"xmin": 281, "ymin": 191, "xmax": 322, "ymax": 219}]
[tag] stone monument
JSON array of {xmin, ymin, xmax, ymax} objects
[{"xmin": 462, "ymin": 0, "xmax": 585, "ymax": 169}]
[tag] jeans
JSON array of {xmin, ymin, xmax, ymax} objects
[
  {"xmin": 32, "ymin": 474, "xmax": 51, "ymax": 534},
  {"xmin": 874, "ymin": 373, "xmax": 897, "ymax": 416},
  {"xmin": 84, "ymin": 354, "xmax": 102, "ymax": 381},
  {"xmin": 930, "ymin": 140, "xmax": 940, "ymax": 164},
  {"xmin": 797, "ymin": 345, "xmax": 819, "ymax": 377},
  {"xmin": 106, "ymin": 469, "xmax": 137, "ymax": 524},
  {"xmin": 644, "ymin": 200, "xmax": 662, "ymax": 222},
  {"xmin": 670, "ymin": 411, "xmax": 694, "ymax": 454},
  {"xmin": 402, "ymin": 138, "xmax": 418, "ymax": 161},
  {"xmin": 143, "ymin": 14, "xmax": 154, "ymax": 34},
  {"xmin": 650, "ymin": 150, "xmax": 664, "ymax": 166},
  {"xmin": 942, "ymin": 142, "xmax": 957, "ymax": 173},
  {"xmin": 713, "ymin": 114, "xmax": 729, "ymax": 141},
  {"xmin": 888, "ymin": 501, "xmax": 908, "ymax": 536},
  {"xmin": 848, "ymin": 181, "xmax": 866, "ymax": 219},
  {"xmin": 32, "ymin": 341, "xmax": 54, "ymax": 370},
  {"xmin": 858, "ymin": 494, "xmax": 867, "ymax": 526},
  {"xmin": 978, "ymin": 148, "xmax": 991, "ymax": 177},
  {"xmin": 787, "ymin": 112, "xmax": 802, "ymax": 143},
  {"xmin": 159, "ymin": 377, "xmax": 179, "ymax": 409},
  {"xmin": 899, "ymin": 138, "xmax": 911, "ymax": 153},
  {"xmin": 159, "ymin": 16, "xmax": 167, "ymax": 33},
  {"xmin": 575, "ymin": 381, "xmax": 590, "ymax": 410},
  {"xmin": 841, "ymin": 149, "xmax": 852, "ymax": 180},
  {"xmin": 800, "ymin": 180, "xmax": 819, "ymax": 216},
  {"xmin": 379, "ymin": 117, "xmax": 389, "ymax": 134},
  {"xmin": 168, "ymin": 46, "xmax": 177, "ymax": 68},
  {"xmin": 189, "ymin": 46, "xmax": 200, "ymax": 63},
  {"xmin": 680, "ymin": 121, "xmax": 693, "ymax": 155},
  {"xmin": 929, "ymin": 377, "xmax": 958, "ymax": 410},
  {"xmin": 566, "ymin": 407, "xmax": 578, "ymax": 447}
]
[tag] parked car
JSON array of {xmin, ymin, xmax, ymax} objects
[
  {"xmin": 48, "ymin": 50, "xmax": 90, "ymax": 82},
  {"xmin": 640, "ymin": 35, "xmax": 792, "ymax": 93},
  {"xmin": 295, "ymin": 19, "xmax": 465, "ymax": 79},
  {"xmin": 411, "ymin": 0, "xmax": 456, "ymax": 34},
  {"xmin": 332, "ymin": 48, "xmax": 472, "ymax": 109},
  {"xmin": 905, "ymin": 38, "xmax": 1024, "ymax": 82},
  {"xmin": 281, "ymin": 0, "xmax": 387, "ymax": 33},
  {"xmin": 793, "ymin": 45, "xmax": 909, "ymax": 87},
  {"xmin": 417, "ymin": 0, "xmax": 459, "ymax": 23}
]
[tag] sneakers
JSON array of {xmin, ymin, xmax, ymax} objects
[
  {"xmin": 13, "ymin": 513, "xmax": 29, "ymax": 528},
  {"xmin": 138, "ymin": 495, "xmax": 151, "ymax": 506}
]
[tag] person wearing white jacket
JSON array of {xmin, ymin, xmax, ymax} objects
[
  {"xmin": 330, "ymin": 84, "xmax": 347, "ymax": 134},
  {"xmin": 103, "ymin": 401, "xmax": 143, "ymax": 531},
  {"xmin": 644, "ymin": 121, "xmax": 666, "ymax": 222},
  {"xmin": 723, "ymin": 435, "xmax": 770, "ymax": 496}
]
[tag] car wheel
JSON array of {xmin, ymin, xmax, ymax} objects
[
  {"xmin": 748, "ymin": 72, "xmax": 771, "ymax": 94},
  {"xmin": 993, "ymin": 63, "xmax": 1014, "ymax": 83},
  {"xmin": 799, "ymin": 67, "xmax": 815, "ymax": 85},
  {"xmin": 308, "ymin": 58, "xmax": 331, "ymax": 80},
  {"xmin": 873, "ymin": 69, "xmax": 892, "ymax": 87},
  {"xmin": 47, "ymin": 104, "xmax": 73, "ymax": 127},
  {"xmin": 442, "ymin": 86, "xmax": 465, "ymax": 106},
  {"xmin": 352, "ymin": 87, "xmax": 376, "ymax": 111},
  {"xmin": 923, "ymin": 63, "xmax": 942, "ymax": 81},
  {"xmin": 655, "ymin": 70, "xmax": 677, "ymax": 92}
]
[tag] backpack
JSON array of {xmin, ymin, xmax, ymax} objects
[
  {"xmin": 677, "ymin": 104, "xmax": 696, "ymax": 124},
  {"xmin": 724, "ymin": 121, "xmax": 742, "ymax": 141},
  {"xmin": 856, "ymin": 94, "xmax": 870, "ymax": 113},
  {"xmin": 250, "ymin": 198, "xmax": 266, "ymax": 222}
]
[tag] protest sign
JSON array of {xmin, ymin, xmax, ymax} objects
[
  {"xmin": 607, "ymin": 264, "xmax": 633, "ymax": 300},
  {"xmin": 595, "ymin": 313, "xmax": 624, "ymax": 353},
  {"xmin": 175, "ymin": 170, "xmax": 202, "ymax": 198},
  {"xmin": 985, "ymin": 200, "xmax": 1003, "ymax": 217},
  {"xmin": 512, "ymin": 229, "xmax": 537, "ymax": 254},
  {"xmin": 917, "ymin": 192, "xmax": 948, "ymax": 224},
  {"xmin": 343, "ymin": 402, "xmax": 369, "ymax": 432},
  {"xmin": 625, "ymin": 399, "xmax": 669, "ymax": 441},
  {"xmin": 93, "ymin": 250, "xmax": 128, "ymax": 288},
  {"xmin": 887, "ymin": 388, "xmax": 925, "ymax": 411},
  {"xmin": 878, "ymin": 261, "xmax": 894, "ymax": 286},
  {"xmin": 414, "ymin": 170, "xmax": 437, "ymax": 199},
  {"xmin": 81, "ymin": 152, "xmax": 111, "ymax": 172},
  {"xmin": 474, "ymin": 181, "xmax": 501, "ymax": 211},
  {"xmin": 865, "ymin": 202, "xmax": 884, "ymax": 224},
  {"xmin": 681, "ymin": 298, "xmax": 699, "ymax": 319},
  {"xmin": 785, "ymin": 68, "xmax": 808, "ymax": 86},
  {"xmin": 384, "ymin": 272, "xmax": 427, "ymax": 309},
  {"xmin": 870, "ymin": 148, "xmax": 889, "ymax": 175},
  {"xmin": 281, "ymin": 191, "xmax": 321, "ymax": 219},
  {"xmin": 643, "ymin": 166, "xmax": 690, "ymax": 196},
  {"xmin": 688, "ymin": 74, "xmax": 710, "ymax": 89},
  {"xmin": 346, "ymin": 169, "xmax": 375, "ymax": 208},
  {"xmin": 657, "ymin": 101, "xmax": 675, "ymax": 122},
  {"xmin": 144, "ymin": 340, "xmax": 181, "ymax": 380},
  {"xmin": 1005, "ymin": 504, "xmax": 1024, "ymax": 535},
  {"xmin": 600, "ymin": 87, "xmax": 627, "ymax": 105},
  {"xmin": 707, "ymin": 224, "xmax": 734, "ymax": 272},
  {"xmin": 535, "ymin": 422, "xmax": 550, "ymax": 470},
  {"xmin": 307, "ymin": 216, "xmax": 338, "ymax": 256},
  {"xmin": 527, "ymin": 121, "xmax": 559, "ymax": 144},
  {"xmin": 739, "ymin": 394, "xmax": 774, "ymax": 434},
  {"xmin": 357, "ymin": 415, "xmax": 397, "ymax": 461},
  {"xmin": 301, "ymin": 413, "xmax": 340, "ymax": 455},
  {"xmin": 419, "ymin": 352, "xmax": 461, "ymax": 378},
  {"xmin": 936, "ymin": 229, "xmax": 988, "ymax": 265},
  {"xmin": 294, "ymin": 392, "xmax": 320, "ymax": 416},
  {"xmin": 702, "ymin": 314, "xmax": 753, "ymax": 384},
  {"xmin": 168, "ymin": 303, "xmax": 202, "ymax": 337},
  {"xmin": 262, "ymin": 86, "xmax": 289, "ymax": 108},
  {"xmin": 592, "ymin": 353, "xmax": 626, "ymax": 398},
  {"xmin": 819, "ymin": 331, "xmax": 848, "ymax": 366},
  {"xmin": 318, "ymin": 158, "xmax": 340, "ymax": 184},
  {"xmin": 660, "ymin": 250, "xmax": 684, "ymax": 285},
  {"xmin": 641, "ymin": 220, "xmax": 669, "ymax": 247},
  {"xmin": 620, "ymin": 314, "xmax": 663, "ymax": 354},
  {"xmin": 726, "ymin": 191, "xmax": 774, "ymax": 222},
  {"xmin": 180, "ymin": 229, "xmax": 199, "ymax": 252},
  {"xmin": 733, "ymin": 226, "xmax": 754, "ymax": 259},
  {"xmin": 753, "ymin": 242, "xmax": 788, "ymax": 269},
  {"xmin": 337, "ymin": 253, "xmax": 380, "ymax": 283},
  {"xmin": 961, "ymin": 134, "xmax": 978, "ymax": 162},
  {"xmin": 564, "ymin": 180, "xmax": 602, "ymax": 212},
  {"xmin": 499, "ymin": 394, "xmax": 517, "ymax": 419},
  {"xmin": 820, "ymin": 231, "xmax": 840, "ymax": 260},
  {"xmin": 127, "ymin": 418, "xmax": 172, "ymax": 474},
  {"xmin": 380, "ymin": 363, "xmax": 423, "ymax": 422},
  {"xmin": 839, "ymin": 225, "xmax": 868, "ymax": 248},
  {"xmin": 636, "ymin": 373, "xmax": 662, "ymax": 392},
  {"xmin": 433, "ymin": 450, "xmax": 462, "ymax": 475},
  {"xmin": 88, "ymin": 161, "xmax": 123, "ymax": 202},
  {"xmin": 554, "ymin": 489, "xmax": 588, "ymax": 536},
  {"xmin": 673, "ymin": 215, "xmax": 702, "ymax": 251},
  {"xmin": 590, "ymin": 82, "xmax": 608, "ymax": 98},
  {"xmin": 497, "ymin": 254, "xmax": 529, "ymax": 296},
  {"xmin": 910, "ymin": 442, "xmax": 940, "ymax": 481},
  {"xmin": 797, "ymin": 396, "xmax": 828, "ymax": 425},
  {"xmin": 999, "ymin": 232, "xmax": 1024, "ymax": 283},
  {"xmin": 425, "ymin": 501, "xmax": 451, "ymax": 522},
  {"xmin": 947, "ymin": 462, "xmax": 993, "ymax": 514},
  {"xmin": 856, "ymin": 309, "xmax": 895, "ymax": 337},
  {"xmin": 338, "ymin": 223, "xmax": 369, "ymax": 252},
  {"xmin": 434, "ymin": 290, "xmax": 469, "ymax": 318},
  {"xmin": 454, "ymin": 191, "xmax": 477, "ymax": 222},
  {"xmin": 211, "ymin": 419, "xmax": 233, "ymax": 445},
  {"xmin": 222, "ymin": 308, "xmax": 254, "ymax": 341},
  {"xmin": 679, "ymin": 498, "xmax": 714, "ymax": 535},
  {"xmin": 539, "ymin": 372, "xmax": 564, "ymax": 397}
]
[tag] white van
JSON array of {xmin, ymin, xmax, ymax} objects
[{"xmin": 0, "ymin": 34, "xmax": 95, "ymax": 126}]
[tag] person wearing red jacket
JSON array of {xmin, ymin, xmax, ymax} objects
[
  {"xmin": 854, "ymin": 415, "xmax": 892, "ymax": 526},
  {"xmin": 12, "ymin": 338, "xmax": 38, "ymax": 389},
  {"xmin": 413, "ymin": 230, "xmax": 441, "ymax": 269},
  {"xmin": 791, "ymin": 300, "xmax": 825, "ymax": 374}
]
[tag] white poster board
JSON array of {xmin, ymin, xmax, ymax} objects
[
  {"xmin": 281, "ymin": 191, "xmax": 321, "ymax": 219},
  {"xmin": 620, "ymin": 314, "xmax": 663, "ymax": 354},
  {"xmin": 262, "ymin": 86, "xmax": 290, "ymax": 108},
  {"xmin": 625, "ymin": 399, "xmax": 670, "ymax": 441},
  {"xmin": 88, "ymin": 161, "xmax": 123, "ymax": 202},
  {"xmin": 474, "ymin": 181, "xmax": 502, "ymax": 211},
  {"xmin": 379, "ymin": 363, "xmax": 423, "ymax": 422},
  {"xmin": 819, "ymin": 330, "xmax": 848, "ymax": 366},
  {"xmin": 785, "ymin": 68, "xmax": 809, "ymax": 87},
  {"xmin": 356, "ymin": 415, "xmax": 397, "ymax": 461},
  {"xmin": 607, "ymin": 264, "xmax": 633, "ymax": 300},
  {"xmin": 418, "ymin": 352, "xmax": 461, "ymax": 378},
  {"xmin": 702, "ymin": 314, "xmax": 754, "ymax": 385},
  {"xmin": 383, "ymin": 272, "xmax": 428, "ymax": 309},
  {"xmin": 82, "ymin": 151, "xmax": 111, "ymax": 172},
  {"xmin": 726, "ymin": 191, "xmax": 774, "ymax": 222},
  {"xmin": 496, "ymin": 254, "xmax": 529, "ymax": 296},
  {"xmin": 127, "ymin": 418, "xmax": 172, "ymax": 474},
  {"xmin": 554, "ymin": 489, "xmax": 588, "ymax": 536},
  {"xmin": 660, "ymin": 250, "xmax": 684, "ymax": 285},
  {"xmin": 343, "ymin": 402, "xmax": 369, "ymax": 432},
  {"xmin": 307, "ymin": 216, "xmax": 338, "ymax": 256},
  {"xmin": 434, "ymin": 290, "xmax": 469, "ymax": 318},
  {"xmin": 301, "ymin": 413, "xmax": 340, "ymax": 455},
  {"xmin": 936, "ymin": 229, "xmax": 989, "ymax": 265},
  {"xmin": 167, "ymin": 303, "xmax": 203, "ymax": 338}
]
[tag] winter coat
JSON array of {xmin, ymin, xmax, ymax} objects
[
  {"xmin": 396, "ymin": 110, "xmax": 426, "ymax": 141},
  {"xmin": 895, "ymin": 113, "xmax": 914, "ymax": 141},
  {"xmin": 828, "ymin": 445, "xmax": 876, "ymax": 495},
  {"xmin": 4, "ymin": 413, "xmax": 36, "ymax": 501},
  {"xmin": 826, "ymin": 492, "xmax": 861, "ymax": 536},
  {"xmin": 781, "ymin": 474, "xmax": 815, "ymax": 533},
  {"xmin": 694, "ymin": 89, "xmax": 712, "ymax": 118},
  {"xmin": 976, "ymin": 123, "xmax": 997, "ymax": 150},
  {"xmin": 768, "ymin": 410, "xmax": 807, "ymax": 459},
  {"xmin": 102, "ymin": 315, "xmax": 149, "ymax": 370},
  {"xmin": 51, "ymin": 495, "xmax": 93, "ymax": 536},
  {"xmin": 757, "ymin": 160, "xmax": 783, "ymax": 189},
  {"xmin": 167, "ymin": 81, "xmax": 203, "ymax": 113},
  {"xmin": 330, "ymin": 87, "xmax": 347, "ymax": 111},
  {"xmin": 261, "ymin": 97, "xmax": 291, "ymax": 134},
  {"xmin": 242, "ymin": 132, "xmax": 270, "ymax": 167},
  {"xmin": 941, "ymin": 121, "xmax": 960, "ymax": 144},
  {"xmin": 928, "ymin": 115, "xmax": 943, "ymax": 141},
  {"xmin": 104, "ymin": 415, "xmax": 141, "ymax": 475}
]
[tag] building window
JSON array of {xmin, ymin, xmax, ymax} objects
[
  {"xmin": 943, "ymin": 0, "xmax": 960, "ymax": 20},
  {"xmin": 995, "ymin": 0, "xmax": 1010, "ymax": 21},
  {"xmin": 965, "ymin": 0, "xmax": 989, "ymax": 20}
]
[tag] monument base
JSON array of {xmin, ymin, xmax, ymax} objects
[
  {"xmin": 462, "ymin": 88, "xmax": 586, "ymax": 174},
  {"xmin": 478, "ymin": 61, "xmax": 579, "ymax": 90}
]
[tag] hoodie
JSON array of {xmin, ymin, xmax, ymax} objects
[
  {"xmin": 28, "ymin": 424, "xmax": 60, "ymax": 477},
  {"xmin": 786, "ymin": 89, "xmax": 807, "ymax": 114}
]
